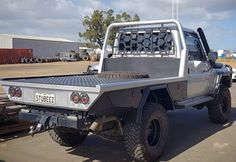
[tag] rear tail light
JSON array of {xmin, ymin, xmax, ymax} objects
[
  {"xmin": 71, "ymin": 92, "xmax": 89, "ymax": 105},
  {"xmin": 15, "ymin": 88, "xmax": 22, "ymax": 97},
  {"xmin": 81, "ymin": 93, "xmax": 89, "ymax": 104},
  {"xmin": 71, "ymin": 92, "xmax": 80, "ymax": 104},
  {"xmin": 8, "ymin": 87, "xmax": 16, "ymax": 97},
  {"xmin": 8, "ymin": 86, "xmax": 22, "ymax": 97}
]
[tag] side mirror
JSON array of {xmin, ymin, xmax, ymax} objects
[{"xmin": 208, "ymin": 52, "xmax": 218, "ymax": 62}]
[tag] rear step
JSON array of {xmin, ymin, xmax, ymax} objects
[{"xmin": 175, "ymin": 96, "xmax": 214, "ymax": 108}]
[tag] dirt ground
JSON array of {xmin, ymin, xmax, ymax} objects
[
  {"xmin": 218, "ymin": 59, "xmax": 236, "ymax": 68},
  {"xmin": 0, "ymin": 85, "xmax": 235, "ymax": 162},
  {"xmin": 0, "ymin": 61, "xmax": 97, "ymax": 93},
  {"xmin": 0, "ymin": 60, "xmax": 234, "ymax": 93},
  {"xmin": 0, "ymin": 61, "xmax": 236, "ymax": 162}
]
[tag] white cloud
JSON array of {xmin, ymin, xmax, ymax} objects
[
  {"xmin": 110, "ymin": 0, "xmax": 234, "ymax": 21},
  {"xmin": 0, "ymin": 0, "xmax": 235, "ymax": 49},
  {"xmin": 110, "ymin": 0, "xmax": 172, "ymax": 19},
  {"xmin": 182, "ymin": 8, "xmax": 232, "ymax": 21},
  {"xmin": 179, "ymin": 0, "xmax": 236, "ymax": 12},
  {"xmin": 110, "ymin": 0, "xmax": 236, "ymax": 50},
  {"xmin": 183, "ymin": 20, "xmax": 210, "ymax": 29},
  {"xmin": 0, "ymin": 0, "xmax": 106, "ymax": 40}
]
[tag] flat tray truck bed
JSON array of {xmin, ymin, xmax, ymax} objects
[{"xmin": 5, "ymin": 75, "xmax": 140, "ymax": 87}]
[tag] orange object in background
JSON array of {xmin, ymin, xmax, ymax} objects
[{"xmin": 0, "ymin": 49, "xmax": 33, "ymax": 64}]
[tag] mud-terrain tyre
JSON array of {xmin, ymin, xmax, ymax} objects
[
  {"xmin": 48, "ymin": 127, "xmax": 88, "ymax": 146},
  {"xmin": 98, "ymin": 71, "xmax": 149, "ymax": 79},
  {"xmin": 82, "ymin": 54, "xmax": 90, "ymax": 61},
  {"xmin": 123, "ymin": 103, "xmax": 169, "ymax": 162},
  {"xmin": 208, "ymin": 86, "xmax": 231, "ymax": 124}
]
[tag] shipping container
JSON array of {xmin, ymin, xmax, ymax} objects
[{"xmin": 0, "ymin": 49, "xmax": 33, "ymax": 64}]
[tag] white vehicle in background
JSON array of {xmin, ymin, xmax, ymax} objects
[
  {"xmin": 57, "ymin": 51, "xmax": 79, "ymax": 61},
  {"xmin": 86, "ymin": 64, "xmax": 99, "ymax": 73},
  {"xmin": 232, "ymin": 68, "xmax": 236, "ymax": 81}
]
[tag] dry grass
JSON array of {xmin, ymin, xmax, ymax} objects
[
  {"xmin": 0, "ymin": 61, "xmax": 97, "ymax": 93},
  {"xmin": 0, "ymin": 59, "xmax": 235, "ymax": 94},
  {"xmin": 217, "ymin": 59, "xmax": 236, "ymax": 68}
]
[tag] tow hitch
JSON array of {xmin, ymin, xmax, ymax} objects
[
  {"xmin": 19, "ymin": 109, "xmax": 84, "ymax": 136},
  {"xmin": 29, "ymin": 124, "xmax": 42, "ymax": 136},
  {"xmin": 28, "ymin": 115, "xmax": 51, "ymax": 136}
]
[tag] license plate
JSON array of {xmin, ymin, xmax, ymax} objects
[{"xmin": 35, "ymin": 92, "xmax": 55, "ymax": 104}]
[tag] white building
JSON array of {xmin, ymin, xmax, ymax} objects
[{"xmin": 0, "ymin": 34, "xmax": 79, "ymax": 58}]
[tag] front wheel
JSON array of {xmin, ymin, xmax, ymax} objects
[
  {"xmin": 208, "ymin": 86, "xmax": 231, "ymax": 124},
  {"xmin": 124, "ymin": 103, "xmax": 169, "ymax": 162}
]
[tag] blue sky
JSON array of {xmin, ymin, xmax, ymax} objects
[{"xmin": 0, "ymin": 0, "xmax": 235, "ymax": 50}]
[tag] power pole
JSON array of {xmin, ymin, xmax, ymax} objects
[
  {"xmin": 171, "ymin": 0, "xmax": 174, "ymax": 19},
  {"xmin": 171, "ymin": 0, "xmax": 179, "ymax": 20},
  {"xmin": 176, "ymin": 0, "xmax": 179, "ymax": 20}
]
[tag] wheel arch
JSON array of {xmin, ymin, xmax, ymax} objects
[
  {"xmin": 136, "ymin": 85, "xmax": 174, "ymax": 123},
  {"xmin": 220, "ymin": 64, "xmax": 233, "ymax": 88},
  {"xmin": 220, "ymin": 75, "xmax": 232, "ymax": 88}
]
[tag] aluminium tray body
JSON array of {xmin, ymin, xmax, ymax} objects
[{"xmin": 8, "ymin": 75, "xmax": 137, "ymax": 87}]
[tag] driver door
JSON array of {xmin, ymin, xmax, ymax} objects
[{"xmin": 186, "ymin": 32, "xmax": 212, "ymax": 98}]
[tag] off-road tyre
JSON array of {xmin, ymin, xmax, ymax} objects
[
  {"xmin": 123, "ymin": 103, "xmax": 169, "ymax": 162},
  {"xmin": 208, "ymin": 86, "xmax": 231, "ymax": 124},
  {"xmin": 48, "ymin": 127, "xmax": 88, "ymax": 146},
  {"xmin": 82, "ymin": 54, "xmax": 90, "ymax": 61},
  {"xmin": 98, "ymin": 71, "xmax": 149, "ymax": 79}
]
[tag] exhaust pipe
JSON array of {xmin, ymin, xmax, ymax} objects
[{"xmin": 89, "ymin": 116, "xmax": 123, "ymax": 135}]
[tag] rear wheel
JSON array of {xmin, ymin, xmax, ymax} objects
[
  {"xmin": 208, "ymin": 86, "xmax": 231, "ymax": 124},
  {"xmin": 48, "ymin": 126, "xmax": 88, "ymax": 146},
  {"xmin": 124, "ymin": 103, "xmax": 168, "ymax": 162}
]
